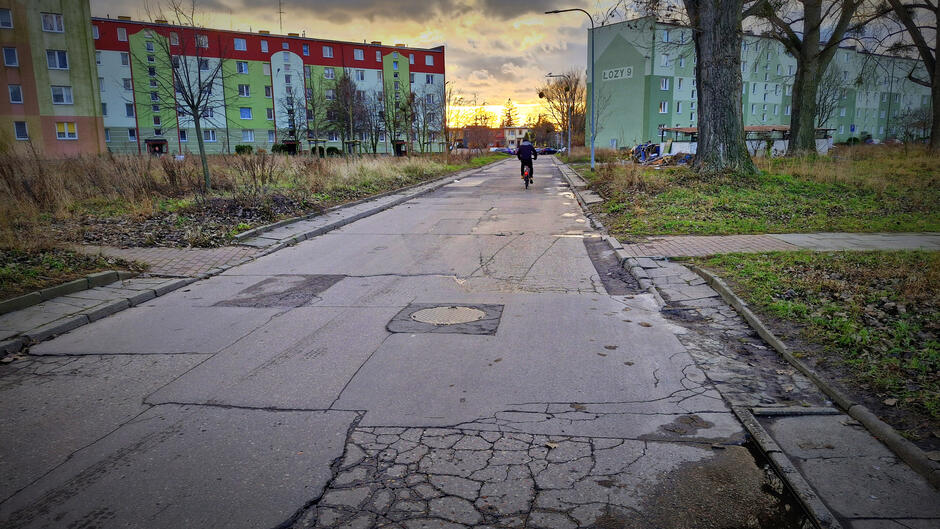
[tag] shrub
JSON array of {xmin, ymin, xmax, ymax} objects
[{"xmin": 234, "ymin": 144, "xmax": 253, "ymax": 155}]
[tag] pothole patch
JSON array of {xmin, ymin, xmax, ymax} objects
[{"xmin": 388, "ymin": 303, "xmax": 504, "ymax": 335}]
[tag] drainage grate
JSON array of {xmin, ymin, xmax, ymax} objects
[{"xmin": 411, "ymin": 306, "xmax": 486, "ymax": 325}]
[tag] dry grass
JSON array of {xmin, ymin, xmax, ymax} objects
[{"xmin": 0, "ymin": 151, "xmax": 493, "ymax": 250}]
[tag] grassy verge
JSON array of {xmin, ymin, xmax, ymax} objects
[
  {"xmin": 1, "ymin": 152, "xmax": 503, "ymax": 249},
  {"xmin": 690, "ymin": 250, "xmax": 939, "ymax": 444},
  {"xmin": 0, "ymin": 248, "xmax": 146, "ymax": 301},
  {"xmin": 568, "ymin": 145, "xmax": 939, "ymax": 237}
]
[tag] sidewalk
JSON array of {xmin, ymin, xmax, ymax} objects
[
  {"xmin": 80, "ymin": 245, "xmax": 259, "ymax": 277},
  {"xmin": 620, "ymin": 232, "xmax": 940, "ymax": 257}
]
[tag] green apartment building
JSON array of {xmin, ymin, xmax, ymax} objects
[
  {"xmin": 587, "ymin": 17, "xmax": 932, "ymax": 149},
  {"xmin": 0, "ymin": 0, "xmax": 105, "ymax": 155}
]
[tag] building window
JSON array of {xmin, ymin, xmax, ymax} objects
[
  {"xmin": 838, "ymin": 125, "xmax": 844, "ymax": 134},
  {"xmin": 95, "ymin": 51, "xmax": 102, "ymax": 65},
  {"xmin": 324, "ymin": 67, "xmax": 334, "ymax": 79},
  {"xmin": 242, "ymin": 129, "xmax": 254, "ymax": 142},
  {"xmin": 122, "ymin": 78, "xmax": 132, "ymax": 91},
  {"xmin": 126, "ymin": 103, "xmax": 135, "ymax": 116},
  {"xmin": 170, "ymin": 32, "xmax": 179, "ymax": 45},
  {"xmin": 676, "ymin": 101, "xmax": 682, "ymax": 113},
  {"xmin": 660, "ymin": 54, "xmax": 669, "ymax": 67},
  {"xmin": 679, "ymin": 56, "xmax": 685, "ymax": 68},
  {"xmin": 266, "ymin": 107, "xmax": 274, "ymax": 120},
  {"xmin": 662, "ymin": 29, "xmax": 670, "ymax": 42},
  {"xmin": 196, "ymin": 34, "xmax": 209, "ymax": 48},
  {"xmin": 117, "ymin": 27, "xmax": 127, "ymax": 41},
  {"xmin": 691, "ymin": 89, "xmax": 696, "ymax": 99},
  {"xmin": 353, "ymin": 48, "xmax": 364, "ymax": 61},
  {"xmin": 751, "ymin": 103, "xmax": 756, "ymax": 114},
  {"xmin": 152, "ymin": 104, "xmax": 159, "ymax": 112},
  {"xmin": 264, "ymin": 85, "xmax": 272, "ymax": 97},
  {"xmin": 51, "ymin": 86, "xmax": 73, "ymax": 104},
  {"xmin": 238, "ymin": 84, "xmax": 250, "ymax": 97},
  {"xmin": 118, "ymin": 52, "xmax": 128, "ymax": 66},
  {"xmin": 152, "ymin": 115, "xmax": 161, "ymax": 126},
  {"xmin": 302, "ymin": 44, "xmax": 310, "ymax": 56},
  {"xmin": 203, "ymin": 129, "xmax": 217, "ymax": 142},
  {"xmin": 376, "ymin": 50, "xmax": 381, "ymax": 62},
  {"xmin": 284, "ymin": 73, "xmax": 292, "ymax": 85},
  {"xmin": 261, "ymin": 63, "xmax": 270, "ymax": 76},
  {"xmin": 240, "ymin": 107, "xmax": 252, "ymax": 119},
  {"xmin": 14, "ymin": 121, "xmax": 28, "ymax": 140},
  {"xmin": 102, "ymin": 102, "xmax": 107, "ymax": 115},
  {"xmin": 104, "ymin": 128, "xmax": 111, "ymax": 142},
  {"xmin": 92, "ymin": 25, "xmax": 99, "ymax": 39},
  {"xmin": 660, "ymin": 78, "xmax": 669, "ymax": 90},
  {"xmin": 198, "ymin": 59, "xmax": 209, "ymax": 71},
  {"xmin": 323, "ymin": 45, "xmax": 333, "ymax": 58},
  {"xmin": 409, "ymin": 73, "xmax": 414, "ymax": 84},
  {"xmin": 328, "ymin": 132, "xmax": 339, "ymax": 142},
  {"xmin": 145, "ymin": 41, "xmax": 154, "ymax": 53},
  {"xmin": 261, "ymin": 40, "xmax": 268, "ymax": 53},
  {"xmin": 128, "ymin": 128, "xmax": 137, "ymax": 141},
  {"xmin": 179, "ymin": 130, "xmax": 188, "ymax": 142},
  {"xmin": 426, "ymin": 55, "xmax": 434, "ymax": 66},
  {"xmin": 427, "ymin": 74, "xmax": 434, "ymax": 85},
  {"xmin": 55, "ymin": 122, "xmax": 77, "ymax": 140},
  {"xmin": 659, "ymin": 101, "xmax": 668, "ymax": 113},
  {"xmin": 839, "ymin": 107, "xmax": 846, "ymax": 117},
  {"xmin": 154, "ymin": 128, "xmax": 162, "ymax": 136},
  {"xmin": 148, "ymin": 66, "xmax": 157, "ymax": 76},
  {"xmin": 8, "ymin": 84, "xmax": 22, "ymax": 103},
  {"xmin": 46, "ymin": 50, "xmax": 69, "ymax": 69},
  {"xmin": 236, "ymin": 61, "xmax": 249, "ymax": 74},
  {"xmin": 3, "ymin": 47, "xmax": 18, "ymax": 66},
  {"xmin": 268, "ymin": 130, "xmax": 275, "ymax": 142},
  {"xmin": 773, "ymin": 104, "xmax": 778, "ymax": 115},
  {"xmin": 149, "ymin": 91, "xmax": 159, "ymax": 102},
  {"xmin": 0, "ymin": 8, "xmax": 12, "ymax": 28},
  {"xmin": 234, "ymin": 38, "xmax": 247, "ymax": 51},
  {"xmin": 355, "ymin": 69, "xmax": 365, "ymax": 81},
  {"xmin": 393, "ymin": 61, "xmax": 399, "ymax": 70},
  {"xmin": 282, "ymin": 42, "xmax": 288, "ymax": 50},
  {"xmin": 41, "ymin": 13, "xmax": 64, "ymax": 33},
  {"xmin": 325, "ymin": 89, "xmax": 335, "ymax": 100}
]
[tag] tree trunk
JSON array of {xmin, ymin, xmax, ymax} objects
[
  {"xmin": 789, "ymin": 59, "xmax": 822, "ymax": 154},
  {"xmin": 193, "ymin": 118, "xmax": 211, "ymax": 192},
  {"xmin": 931, "ymin": 59, "xmax": 940, "ymax": 153},
  {"xmin": 684, "ymin": 0, "xmax": 756, "ymax": 175}
]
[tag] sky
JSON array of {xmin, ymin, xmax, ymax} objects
[{"xmin": 90, "ymin": 0, "xmax": 607, "ymax": 122}]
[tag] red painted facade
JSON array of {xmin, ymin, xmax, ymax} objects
[{"xmin": 91, "ymin": 18, "xmax": 445, "ymax": 74}]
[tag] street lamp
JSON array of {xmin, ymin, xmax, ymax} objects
[
  {"xmin": 546, "ymin": 8, "xmax": 595, "ymax": 170},
  {"xmin": 541, "ymin": 73, "xmax": 572, "ymax": 155}
]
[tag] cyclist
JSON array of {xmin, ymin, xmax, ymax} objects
[{"xmin": 516, "ymin": 136, "xmax": 537, "ymax": 181}]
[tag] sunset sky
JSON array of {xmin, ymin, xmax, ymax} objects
[{"xmin": 90, "ymin": 0, "xmax": 606, "ymax": 123}]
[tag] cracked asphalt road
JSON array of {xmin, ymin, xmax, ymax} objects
[{"xmin": 0, "ymin": 158, "xmax": 801, "ymax": 528}]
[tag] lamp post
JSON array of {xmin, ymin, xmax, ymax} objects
[
  {"xmin": 546, "ymin": 8, "xmax": 595, "ymax": 170},
  {"xmin": 541, "ymin": 73, "xmax": 572, "ymax": 155}
]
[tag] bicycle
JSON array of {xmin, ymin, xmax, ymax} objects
[{"xmin": 522, "ymin": 165, "xmax": 532, "ymax": 189}]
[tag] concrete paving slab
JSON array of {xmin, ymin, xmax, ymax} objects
[
  {"xmin": 30, "ymin": 304, "xmax": 282, "ymax": 355},
  {"xmin": 0, "ymin": 354, "xmax": 209, "ymax": 501},
  {"xmin": 148, "ymin": 306, "xmax": 398, "ymax": 409},
  {"xmin": 0, "ymin": 405, "xmax": 357, "ymax": 529}
]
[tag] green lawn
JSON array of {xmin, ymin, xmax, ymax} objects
[
  {"xmin": 571, "ymin": 146, "xmax": 940, "ymax": 237},
  {"xmin": 0, "ymin": 248, "xmax": 145, "ymax": 301},
  {"xmin": 691, "ymin": 250, "xmax": 939, "ymax": 436}
]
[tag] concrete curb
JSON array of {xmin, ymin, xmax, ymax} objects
[
  {"xmin": 234, "ymin": 158, "xmax": 507, "ymax": 245},
  {"xmin": 692, "ymin": 264, "xmax": 940, "ymax": 489},
  {"xmin": 3, "ymin": 159, "xmax": 506, "ymax": 358},
  {"xmin": 733, "ymin": 407, "xmax": 844, "ymax": 529},
  {"xmin": 0, "ymin": 270, "xmax": 138, "ymax": 316}
]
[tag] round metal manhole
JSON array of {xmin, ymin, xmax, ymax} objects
[{"xmin": 411, "ymin": 306, "xmax": 486, "ymax": 325}]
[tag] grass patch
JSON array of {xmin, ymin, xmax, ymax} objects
[
  {"xmin": 0, "ymin": 152, "xmax": 502, "ymax": 250},
  {"xmin": 692, "ymin": 250, "xmax": 939, "ymax": 438},
  {"xmin": 573, "ymin": 145, "xmax": 939, "ymax": 236},
  {"xmin": 0, "ymin": 248, "xmax": 146, "ymax": 301}
]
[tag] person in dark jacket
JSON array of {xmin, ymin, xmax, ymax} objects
[{"xmin": 516, "ymin": 137, "xmax": 538, "ymax": 179}]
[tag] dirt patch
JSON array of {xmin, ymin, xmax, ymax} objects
[{"xmin": 0, "ymin": 248, "xmax": 146, "ymax": 301}]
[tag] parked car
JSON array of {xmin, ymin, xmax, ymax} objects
[{"xmin": 537, "ymin": 147, "xmax": 557, "ymax": 155}]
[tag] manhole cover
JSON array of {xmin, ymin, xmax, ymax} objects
[{"xmin": 411, "ymin": 306, "xmax": 486, "ymax": 325}]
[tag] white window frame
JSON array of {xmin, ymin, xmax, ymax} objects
[
  {"xmin": 51, "ymin": 85, "xmax": 73, "ymax": 105},
  {"xmin": 8, "ymin": 84, "xmax": 22, "ymax": 103},
  {"xmin": 13, "ymin": 121, "xmax": 27, "ymax": 140},
  {"xmin": 179, "ymin": 130, "xmax": 188, "ymax": 142},
  {"xmin": 92, "ymin": 25, "xmax": 99, "ymax": 39},
  {"xmin": 234, "ymin": 38, "xmax": 247, "ymax": 51},
  {"xmin": 238, "ymin": 84, "xmax": 250, "ymax": 97},
  {"xmin": 261, "ymin": 40, "xmax": 269, "ymax": 53},
  {"xmin": 302, "ymin": 44, "xmax": 310, "ymax": 56},
  {"xmin": 0, "ymin": 8, "xmax": 12, "ymax": 29},
  {"xmin": 3, "ymin": 47, "xmax": 18, "ymax": 67},
  {"xmin": 660, "ymin": 78, "xmax": 669, "ymax": 90},
  {"xmin": 41, "ymin": 13, "xmax": 64, "ymax": 33},
  {"xmin": 324, "ymin": 67, "xmax": 335, "ymax": 79},
  {"xmin": 241, "ymin": 129, "xmax": 254, "ymax": 142},
  {"xmin": 322, "ymin": 45, "xmax": 333, "ymax": 58},
  {"xmin": 356, "ymin": 69, "xmax": 365, "ymax": 81},
  {"xmin": 268, "ymin": 130, "xmax": 275, "ymax": 143},
  {"xmin": 659, "ymin": 101, "xmax": 669, "ymax": 114},
  {"xmin": 46, "ymin": 49, "xmax": 68, "ymax": 69},
  {"xmin": 196, "ymin": 34, "xmax": 209, "ymax": 48},
  {"xmin": 104, "ymin": 128, "xmax": 111, "ymax": 142},
  {"xmin": 240, "ymin": 107, "xmax": 252, "ymax": 119},
  {"xmin": 170, "ymin": 32, "xmax": 179, "ymax": 45},
  {"xmin": 266, "ymin": 108, "xmax": 274, "ymax": 120},
  {"xmin": 128, "ymin": 128, "xmax": 137, "ymax": 142},
  {"xmin": 354, "ymin": 49, "xmax": 364, "ymax": 60},
  {"xmin": 55, "ymin": 121, "xmax": 77, "ymax": 140},
  {"xmin": 117, "ymin": 27, "xmax": 127, "ymax": 41},
  {"xmin": 203, "ymin": 129, "xmax": 217, "ymax": 142},
  {"xmin": 426, "ymin": 55, "xmax": 434, "ymax": 66},
  {"xmin": 376, "ymin": 50, "xmax": 381, "ymax": 62},
  {"xmin": 237, "ymin": 61, "xmax": 249, "ymax": 74}
]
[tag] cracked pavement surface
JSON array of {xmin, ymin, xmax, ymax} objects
[{"xmin": 1, "ymin": 158, "xmax": 804, "ymax": 528}]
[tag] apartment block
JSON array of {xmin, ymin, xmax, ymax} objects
[
  {"xmin": 92, "ymin": 17, "xmax": 446, "ymax": 155},
  {"xmin": 587, "ymin": 16, "xmax": 932, "ymax": 149},
  {"xmin": 0, "ymin": 0, "xmax": 105, "ymax": 155}
]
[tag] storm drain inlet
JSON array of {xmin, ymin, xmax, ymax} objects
[{"xmin": 410, "ymin": 306, "xmax": 486, "ymax": 325}]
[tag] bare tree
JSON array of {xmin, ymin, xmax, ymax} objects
[
  {"xmin": 360, "ymin": 92, "xmax": 385, "ymax": 153},
  {"xmin": 305, "ymin": 74, "xmax": 329, "ymax": 157},
  {"xmin": 896, "ymin": 106, "xmax": 932, "ymax": 142},
  {"xmin": 327, "ymin": 72, "xmax": 363, "ymax": 154},
  {"xmin": 815, "ymin": 67, "xmax": 844, "ymax": 128},
  {"xmin": 884, "ymin": 0, "xmax": 938, "ymax": 151},
  {"xmin": 140, "ymin": 0, "xmax": 231, "ymax": 190},
  {"xmin": 277, "ymin": 89, "xmax": 308, "ymax": 147},
  {"xmin": 411, "ymin": 89, "xmax": 442, "ymax": 153},
  {"xmin": 538, "ymin": 70, "xmax": 587, "ymax": 146}
]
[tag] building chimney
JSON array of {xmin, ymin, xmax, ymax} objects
[
  {"xmin": 118, "ymin": 15, "xmax": 131, "ymax": 20},
  {"xmin": 288, "ymin": 32, "xmax": 299, "ymax": 37},
  {"xmin": 395, "ymin": 43, "xmax": 406, "ymax": 47},
  {"xmin": 371, "ymin": 41, "xmax": 382, "ymax": 45},
  {"xmin": 258, "ymin": 30, "xmax": 270, "ymax": 34},
  {"xmin": 154, "ymin": 19, "xmax": 168, "ymax": 24}
]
